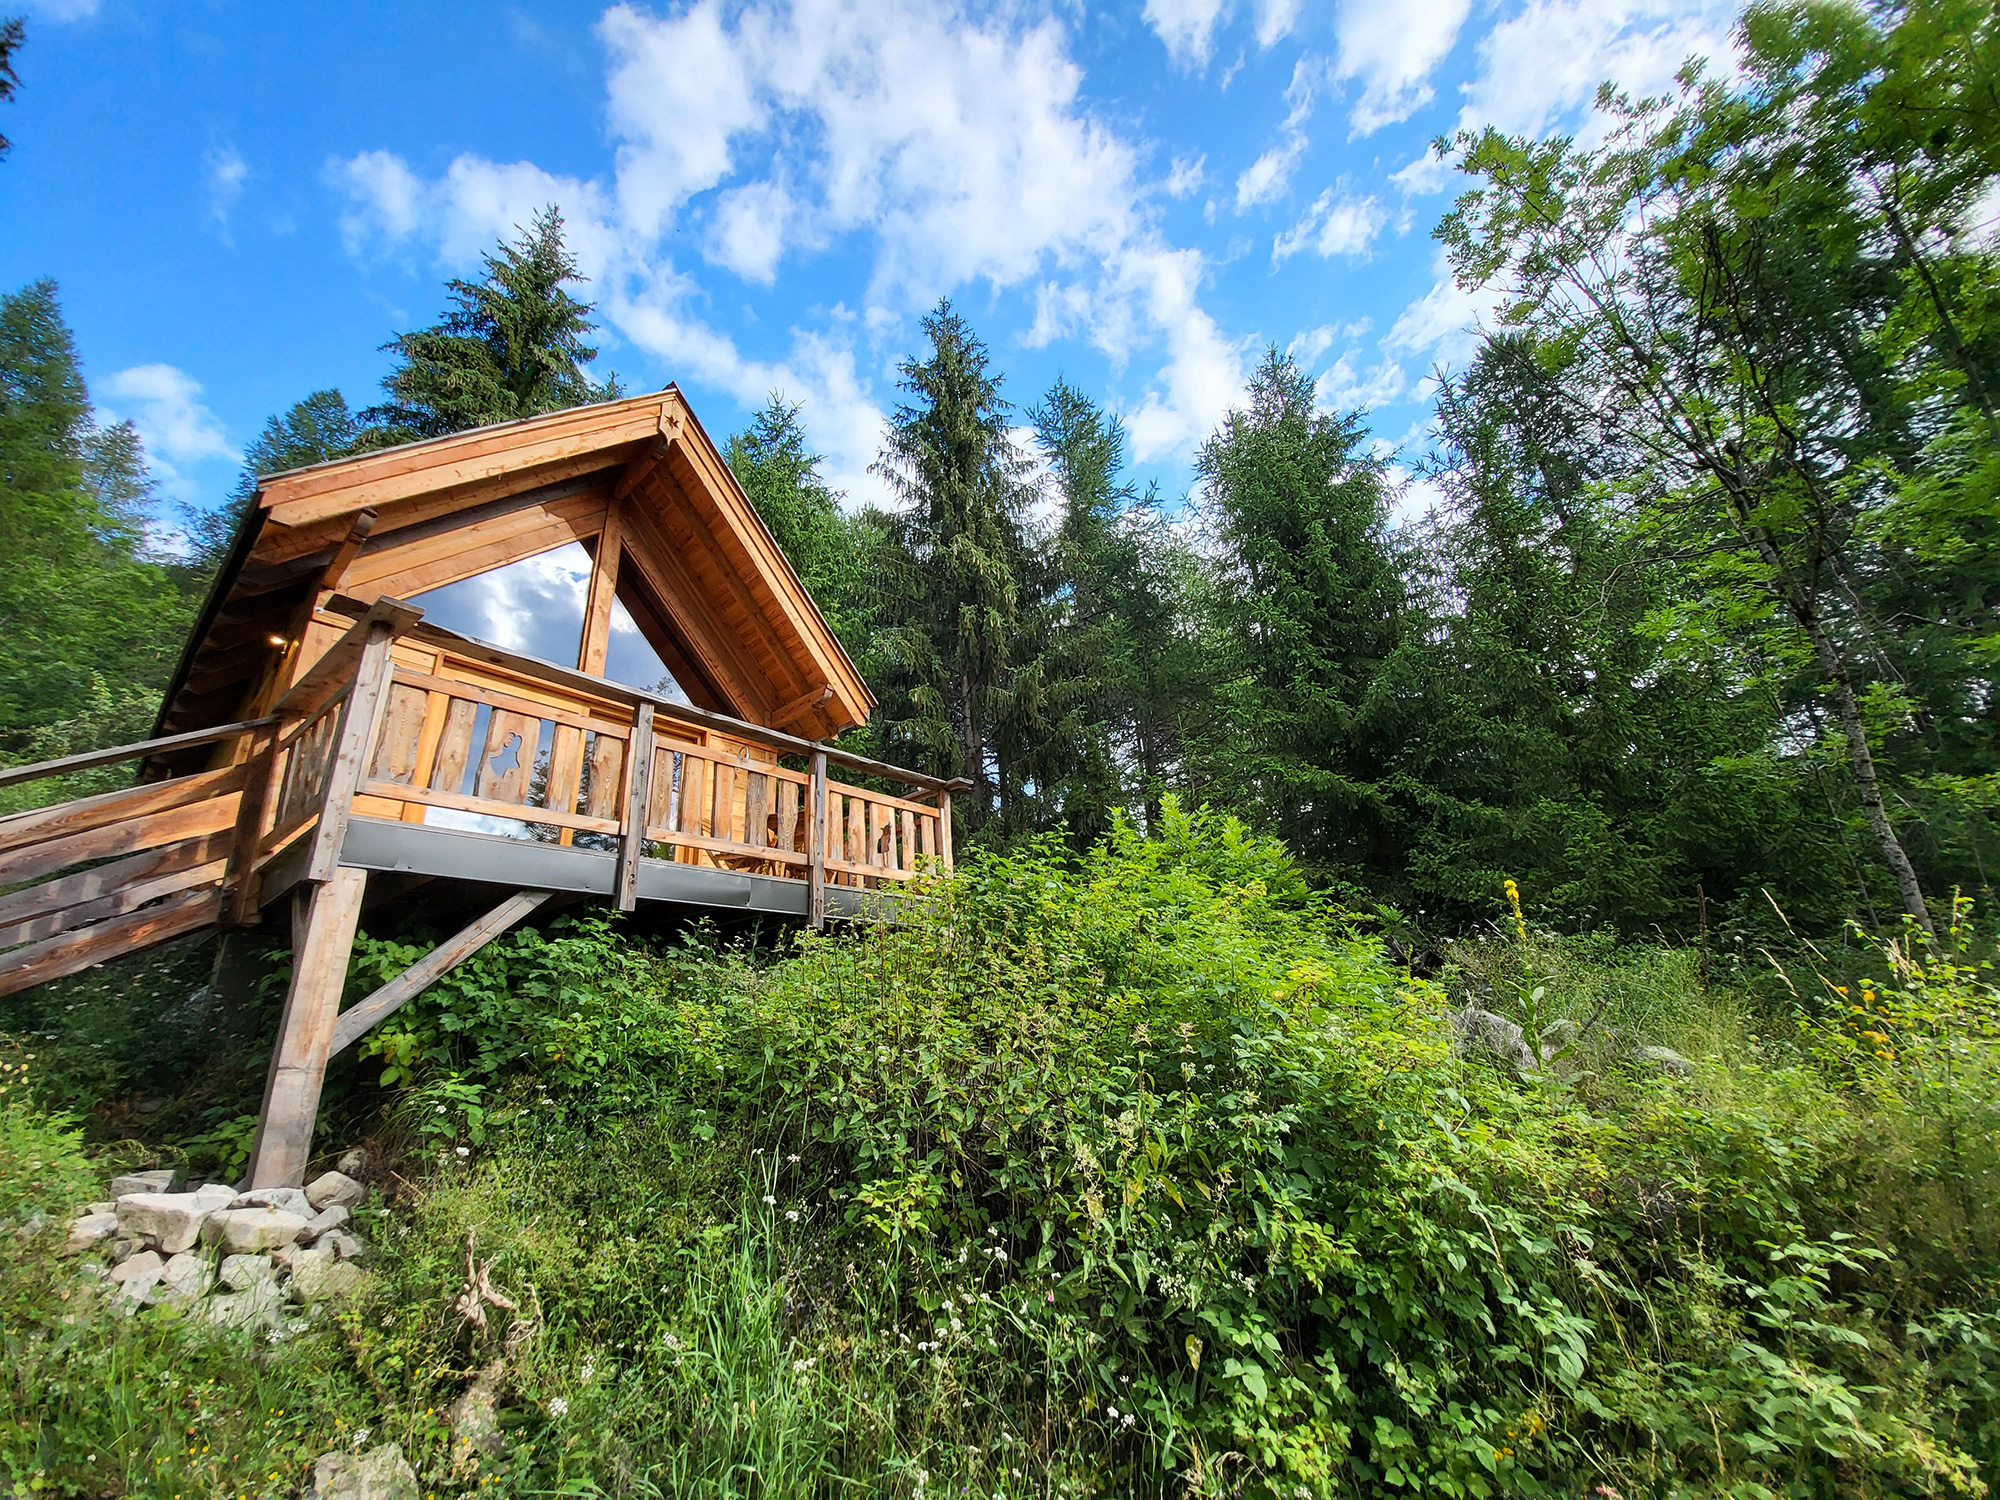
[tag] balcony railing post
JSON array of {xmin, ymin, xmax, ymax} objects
[
  {"xmin": 616, "ymin": 702, "xmax": 655, "ymax": 912},
  {"xmin": 808, "ymin": 749, "xmax": 827, "ymax": 929},
  {"xmin": 226, "ymin": 722, "xmax": 284, "ymax": 925},
  {"xmin": 935, "ymin": 790, "xmax": 953, "ymax": 873},
  {"xmin": 303, "ymin": 619, "xmax": 397, "ymax": 884}
]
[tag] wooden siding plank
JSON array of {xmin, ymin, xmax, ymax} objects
[
  {"xmin": 428, "ymin": 699, "xmax": 479, "ymax": 795},
  {"xmin": 0, "ymin": 763, "xmax": 245, "ymax": 856},
  {"xmin": 0, "ymin": 855, "xmax": 230, "ymax": 952},
  {"xmin": 0, "ymin": 887, "xmax": 224, "ymax": 1003},
  {"xmin": 369, "ymin": 682, "xmax": 429, "ymax": 784},
  {"xmin": 0, "ymin": 792, "xmax": 243, "ymax": 888},
  {"xmin": 0, "ymin": 831, "xmax": 231, "ymax": 934}
]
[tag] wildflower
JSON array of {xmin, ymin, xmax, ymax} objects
[
  {"xmin": 1122, "ymin": 1413, "xmax": 1136, "ymax": 1428},
  {"xmin": 787, "ymin": 1153, "xmax": 801, "ymax": 1163},
  {"xmin": 455, "ymin": 1146, "xmax": 470, "ymax": 1158},
  {"xmin": 434, "ymin": 1105, "xmax": 446, "ymax": 1114},
  {"xmin": 792, "ymin": 1357, "xmax": 815, "ymax": 1372},
  {"xmin": 548, "ymin": 1398, "xmax": 569, "ymax": 1418},
  {"xmin": 785, "ymin": 1209, "xmax": 799, "ymax": 1222},
  {"xmin": 763, "ymin": 1194, "xmax": 777, "ymax": 1205}
]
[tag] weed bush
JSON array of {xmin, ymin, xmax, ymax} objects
[{"xmin": 2, "ymin": 804, "xmax": 1996, "ymax": 1497}]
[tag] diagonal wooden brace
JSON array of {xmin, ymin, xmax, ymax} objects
[{"xmin": 328, "ymin": 890, "xmax": 553, "ymax": 1057}]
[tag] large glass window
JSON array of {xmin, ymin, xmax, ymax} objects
[{"xmin": 407, "ymin": 541, "xmax": 591, "ymax": 667}]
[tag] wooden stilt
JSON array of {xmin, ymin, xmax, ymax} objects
[{"xmin": 244, "ymin": 865, "xmax": 368, "ymax": 1188}]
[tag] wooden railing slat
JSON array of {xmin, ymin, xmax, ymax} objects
[{"xmin": 0, "ymin": 717, "xmax": 276, "ymax": 791}]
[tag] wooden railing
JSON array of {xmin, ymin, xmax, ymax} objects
[
  {"xmin": 0, "ymin": 597, "xmax": 957, "ymax": 999},
  {"xmin": 274, "ymin": 597, "xmax": 958, "ymax": 917}
]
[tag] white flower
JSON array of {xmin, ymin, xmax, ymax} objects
[
  {"xmin": 549, "ymin": 1397, "xmax": 569, "ymax": 1418},
  {"xmin": 786, "ymin": 1153, "xmax": 801, "ymax": 1163},
  {"xmin": 1122, "ymin": 1413, "xmax": 1136, "ymax": 1428},
  {"xmin": 580, "ymin": 1361, "xmax": 594, "ymax": 1382},
  {"xmin": 792, "ymin": 1357, "xmax": 815, "ymax": 1372},
  {"xmin": 434, "ymin": 1105, "xmax": 446, "ymax": 1114},
  {"xmin": 455, "ymin": 1146, "xmax": 470, "ymax": 1158},
  {"xmin": 785, "ymin": 1209, "xmax": 799, "ymax": 1222},
  {"xmin": 763, "ymin": 1194, "xmax": 777, "ymax": 1205},
  {"xmin": 1107, "ymin": 1405, "xmax": 1119, "ymax": 1420}
]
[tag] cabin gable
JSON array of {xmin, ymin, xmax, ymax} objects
[{"xmin": 153, "ymin": 389, "xmax": 870, "ymax": 774}]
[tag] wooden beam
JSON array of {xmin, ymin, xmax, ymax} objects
[
  {"xmin": 319, "ymin": 509, "xmax": 379, "ymax": 595},
  {"xmin": 0, "ymin": 886, "xmax": 224, "ymax": 1003},
  {"xmin": 244, "ymin": 866, "xmax": 367, "ymax": 1188},
  {"xmin": 274, "ymin": 597, "xmax": 425, "ymax": 721},
  {"xmin": 577, "ymin": 500, "xmax": 625, "ymax": 675},
  {"xmin": 303, "ymin": 621, "xmax": 398, "ymax": 883},
  {"xmin": 808, "ymin": 750, "xmax": 827, "ymax": 929},
  {"xmin": 769, "ymin": 684, "xmax": 834, "ymax": 731},
  {"xmin": 613, "ymin": 437, "xmax": 670, "ymax": 501},
  {"xmin": 0, "ymin": 831, "xmax": 229, "ymax": 934},
  {"xmin": 615, "ymin": 703, "xmax": 655, "ymax": 912},
  {"xmin": 327, "ymin": 890, "xmax": 552, "ymax": 1058},
  {"xmin": 0, "ymin": 854, "xmax": 228, "ymax": 952},
  {"xmin": 0, "ymin": 787, "xmax": 243, "ymax": 887},
  {"xmin": 338, "ymin": 491, "xmax": 606, "ymax": 599},
  {"xmin": 0, "ymin": 719, "xmax": 275, "ymax": 792}
]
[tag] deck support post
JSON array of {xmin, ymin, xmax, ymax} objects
[
  {"xmin": 615, "ymin": 703, "xmax": 655, "ymax": 911},
  {"xmin": 244, "ymin": 864, "xmax": 368, "ymax": 1188},
  {"xmin": 935, "ymin": 790, "xmax": 953, "ymax": 873},
  {"xmin": 808, "ymin": 750, "xmax": 827, "ymax": 929}
]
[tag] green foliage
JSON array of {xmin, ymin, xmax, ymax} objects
[
  {"xmin": 0, "ymin": 279, "xmax": 192, "ymax": 770},
  {"xmin": 725, "ymin": 396, "xmax": 866, "ymax": 648},
  {"xmin": 262, "ymin": 813, "xmax": 1999, "ymax": 1496},
  {"xmin": 185, "ymin": 387, "xmax": 363, "ymax": 575},
  {"xmin": 0, "ymin": 15, "xmax": 20, "ymax": 160},
  {"xmin": 363, "ymin": 207, "xmax": 618, "ymax": 444}
]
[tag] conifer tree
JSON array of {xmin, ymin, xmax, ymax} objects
[
  {"xmin": 867, "ymin": 301, "xmax": 1035, "ymax": 828},
  {"xmin": 364, "ymin": 208, "xmax": 617, "ymax": 443},
  {"xmin": 0, "ymin": 17, "xmax": 22, "ymax": 161},
  {"xmin": 725, "ymin": 397, "xmax": 863, "ymax": 648},
  {"xmin": 186, "ymin": 389, "xmax": 360, "ymax": 575}
]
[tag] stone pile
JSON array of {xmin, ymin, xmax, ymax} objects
[{"xmin": 64, "ymin": 1148, "xmax": 376, "ymax": 1330}]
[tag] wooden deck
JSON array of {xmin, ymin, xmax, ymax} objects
[{"xmin": 0, "ymin": 597, "xmax": 959, "ymax": 1007}]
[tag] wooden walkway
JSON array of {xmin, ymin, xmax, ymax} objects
[{"xmin": 0, "ymin": 597, "xmax": 961, "ymax": 1185}]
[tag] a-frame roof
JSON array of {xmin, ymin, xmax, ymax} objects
[{"xmin": 155, "ymin": 388, "xmax": 873, "ymax": 747}]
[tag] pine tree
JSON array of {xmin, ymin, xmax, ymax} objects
[
  {"xmin": 867, "ymin": 301, "xmax": 1035, "ymax": 829},
  {"xmin": 0, "ymin": 17, "xmax": 23, "ymax": 161},
  {"xmin": 364, "ymin": 208, "xmax": 617, "ymax": 443},
  {"xmin": 725, "ymin": 397, "xmax": 863, "ymax": 648},
  {"xmin": 185, "ymin": 389, "xmax": 360, "ymax": 575},
  {"xmin": 1192, "ymin": 348, "xmax": 1402, "ymax": 887}
]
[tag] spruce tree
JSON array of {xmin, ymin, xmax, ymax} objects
[
  {"xmin": 0, "ymin": 17, "xmax": 22, "ymax": 161},
  {"xmin": 725, "ymin": 397, "xmax": 863, "ymax": 647},
  {"xmin": 364, "ymin": 208, "xmax": 617, "ymax": 443},
  {"xmin": 185, "ymin": 389, "xmax": 360, "ymax": 575},
  {"xmin": 867, "ymin": 301, "xmax": 1035, "ymax": 828}
]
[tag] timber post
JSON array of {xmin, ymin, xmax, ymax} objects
[
  {"xmin": 808, "ymin": 749, "xmax": 827, "ymax": 928},
  {"xmin": 243, "ymin": 865, "xmax": 368, "ymax": 1187},
  {"xmin": 303, "ymin": 617, "xmax": 398, "ymax": 883},
  {"xmin": 615, "ymin": 702, "xmax": 655, "ymax": 912}
]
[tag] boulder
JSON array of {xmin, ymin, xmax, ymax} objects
[
  {"xmin": 306, "ymin": 1171, "xmax": 367, "ymax": 1212},
  {"xmin": 108, "ymin": 1236, "xmax": 140, "ymax": 1265},
  {"xmin": 219, "ymin": 1253, "xmax": 279, "ymax": 1292},
  {"xmin": 115, "ymin": 1192, "xmax": 217, "ymax": 1255},
  {"xmin": 158, "ymin": 1251, "xmax": 214, "ymax": 1302},
  {"xmin": 84, "ymin": 1200, "xmax": 114, "ymax": 1216},
  {"xmin": 1452, "ymin": 1006, "xmax": 1540, "ymax": 1074},
  {"xmin": 205, "ymin": 1279, "xmax": 285, "ymax": 1331},
  {"xmin": 322, "ymin": 1232, "xmax": 367, "ymax": 1262},
  {"xmin": 289, "ymin": 1244, "xmax": 367, "ymax": 1303},
  {"xmin": 304, "ymin": 1204, "xmax": 353, "ymax": 1242},
  {"xmin": 202, "ymin": 1207, "xmax": 310, "ymax": 1255},
  {"xmin": 107, "ymin": 1249, "xmax": 164, "ymax": 1302},
  {"xmin": 229, "ymin": 1187, "xmax": 312, "ymax": 1218},
  {"xmin": 1636, "ymin": 1044, "xmax": 1694, "ymax": 1077},
  {"xmin": 64, "ymin": 1212, "xmax": 120, "ymax": 1255},
  {"xmin": 309, "ymin": 1443, "xmax": 419, "ymax": 1500},
  {"xmin": 335, "ymin": 1148, "xmax": 368, "ymax": 1178},
  {"xmin": 108, "ymin": 1169, "xmax": 178, "ymax": 1199}
]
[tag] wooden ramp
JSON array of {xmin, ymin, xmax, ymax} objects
[{"xmin": 0, "ymin": 598, "xmax": 963, "ymax": 1186}]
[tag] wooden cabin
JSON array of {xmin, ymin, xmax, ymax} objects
[{"xmin": 0, "ymin": 387, "xmax": 962, "ymax": 1188}]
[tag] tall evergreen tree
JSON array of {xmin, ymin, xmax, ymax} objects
[
  {"xmin": 364, "ymin": 208, "xmax": 617, "ymax": 443},
  {"xmin": 185, "ymin": 389, "xmax": 360, "ymax": 575},
  {"xmin": 0, "ymin": 280, "xmax": 189, "ymax": 778},
  {"xmin": 0, "ymin": 16, "xmax": 22, "ymax": 161},
  {"xmin": 725, "ymin": 397, "xmax": 863, "ymax": 648},
  {"xmin": 867, "ymin": 301, "xmax": 1035, "ymax": 830},
  {"xmin": 1192, "ymin": 348, "xmax": 1403, "ymax": 888}
]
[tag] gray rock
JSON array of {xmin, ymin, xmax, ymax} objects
[
  {"xmin": 229, "ymin": 1187, "xmax": 312, "ymax": 1218},
  {"xmin": 309, "ymin": 1443, "xmax": 419, "ymax": 1500},
  {"xmin": 202, "ymin": 1207, "xmax": 309, "ymax": 1254},
  {"xmin": 205, "ymin": 1280, "xmax": 286, "ymax": 1331},
  {"xmin": 304, "ymin": 1204, "xmax": 352, "ymax": 1242},
  {"xmin": 219, "ymin": 1253, "xmax": 278, "ymax": 1292},
  {"xmin": 64, "ymin": 1212, "xmax": 120, "ymax": 1254},
  {"xmin": 323, "ymin": 1231, "xmax": 367, "ymax": 1262},
  {"xmin": 289, "ymin": 1245, "xmax": 367, "ymax": 1303},
  {"xmin": 1452, "ymin": 1005, "xmax": 1540, "ymax": 1074},
  {"xmin": 306, "ymin": 1171, "xmax": 367, "ymax": 1212},
  {"xmin": 115, "ymin": 1192, "xmax": 216, "ymax": 1255},
  {"xmin": 1636, "ymin": 1044, "xmax": 1694, "ymax": 1076},
  {"xmin": 15, "ymin": 1211, "xmax": 46, "ymax": 1241},
  {"xmin": 108, "ymin": 1169, "xmax": 178, "ymax": 1199},
  {"xmin": 83, "ymin": 1200, "xmax": 115, "ymax": 1216},
  {"xmin": 107, "ymin": 1249, "xmax": 164, "ymax": 1302},
  {"xmin": 335, "ymin": 1149, "xmax": 368, "ymax": 1178},
  {"xmin": 158, "ymin": 1251, "xmax": 214, "ymax": 1302},
  {"xmin": 108, "ymin": 1235, "xmax": 140, "ymax": 1265}
]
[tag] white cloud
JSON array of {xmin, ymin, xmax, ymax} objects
[
  {"xmin": 330, "ymin": 0, "xmax": 1251, "ymax": 487},
  {"xmin": 1314, "ymin": 349, "xmax": 1406, "ymax": 410},
  {"xmin": 1165, "ymin": 152, "xmax": 1206, "ymax": 199},
  {"xmin": 204, "ymin": 146, "xmax": 248, "ymax": 235},
  {"xmin": 1384, "ymin": 249, "xmax": 1500, "ymax": 373},
  {"xmin": 28, "ymin": 0, "xmax": 99, "ymax": 19},
  {"xmin": 1333, "ymin": 0, "xmax": 1472, "ymax": 136},
  {"xmin": 1386, "ymin": 463, "xmax": 1447, "ymax": 528},
  {"xmin": 1273, "ymin": 186, "xmax": 1387, "ymax": 261},
  {"xmin": 1457, "ymin": 0, "xmax": 1739, "ymax": 142},
  {"xmin": 1143, "ymin": 0, "xmax": 1300, "ymax": 70},
  {"xmin": 1390, "ymin": 148, "xmax": 1453, "ymax": 198},
  {"xmin": 100, "ymin": 364, "xmax": 237, "ymax": 501},
  {"xmin": 1235, "ymin": 136, "xmax": 1307, "ymax": 210}
]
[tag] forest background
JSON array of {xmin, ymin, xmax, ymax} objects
[{"xmin": 1, "ymin": 0, "xmax": 1994, "ymax": 948}]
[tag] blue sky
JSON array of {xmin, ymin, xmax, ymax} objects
[{"xmin": 1, "ymin": 0, "xmax": 1742, "ymax": 530}]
